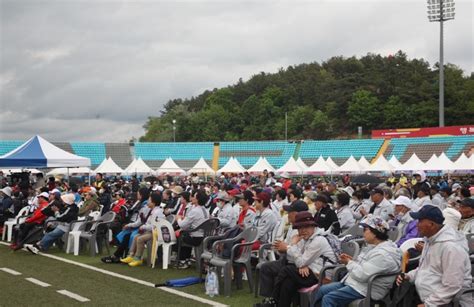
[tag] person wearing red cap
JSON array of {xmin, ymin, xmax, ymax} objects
[{"xmin": 253, "ymin": 192, "xmax": 277, "ymax": 250}]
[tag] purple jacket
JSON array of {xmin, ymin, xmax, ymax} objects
[{"xmin": 397, "ymin": 219, "xmax": 419, "ymax": 247}]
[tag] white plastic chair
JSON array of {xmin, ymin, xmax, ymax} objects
[
  {"xmin": 150, "ymin": 219, "xmax": 177, "ymax": 269},
  {"xmin": 2, "ymin": 206, "xmax": 31, "ymax": 242},
  {"xmin": 65, "ymin": 211, "xmax": 102, "ymax": 255},
  {"xmin": 66, "ymin": 220, "xmax": 86, "ymax": 255},
  {"xmin": 399, "ymin": 238, "xmax": 420, "ymax": 252}
]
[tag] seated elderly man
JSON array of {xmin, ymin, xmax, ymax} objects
[
  {"xmin": 26, "ymin": 194, "xmax": 78, "ymax": 254},
  {"xmin": 457, "ymin": 198, "xmax": 474, "ymax": 234},
  {"xmin": 270, "ymin": 211, "xmax": 337, "ymax": 307},
  {"xmin": 257, "ymin": 200, "xmax": 308, "ymax": 305},
  {"xmin": 397, "ymin": 205, "xmax": 472, "ymax": 306},
  {"xmin": 313, "ymin": 215, "xmax": 402, "ymax": 307}
]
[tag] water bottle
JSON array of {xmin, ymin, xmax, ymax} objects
[{"xmin": 205, "ymin": 267, "xmax": 219, "ymax": 297}]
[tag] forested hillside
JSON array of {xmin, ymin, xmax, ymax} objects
[{"xmin": 140, "ymin": 51, "xmax": 474, "ymax": 142}]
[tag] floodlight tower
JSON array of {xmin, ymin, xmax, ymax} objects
[
  {"xmin": 427, "ymin": 0, "xmax": 455, "ymax": 127},
  {"xmin": 172, "ymin": 119, "xmax": 176, "ymax": 142}
]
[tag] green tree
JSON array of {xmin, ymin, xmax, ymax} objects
[
  {"xmin": 383, "ymin": 96, "xmax": 409, "ymax": 128},
  {"xmin": 347, "ymin": 90, "xmax": 380, "ymax": 130}
]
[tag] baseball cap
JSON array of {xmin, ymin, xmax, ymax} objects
[
  {"xmin": 393, "ymin": 196, "xmax": 413, "ymax": 210},
  {"xmin": 410, "ymin": 205, "xmax": 445, "ymax": 224},
  {"xmin": 370, "ymin": 188, "xmax": 384, "ymax": 195},
  {"xmin": 452, "ymin": 183, "xmax": 462, "ymax": 191},
  {"xmin": 459, "ymin": 198, "xmax": 474, "ymax": 209},
  {"xmin": 315, "ymin": 194, "xmax": 329, "ymax": 204},
  {"xmin": 305, "ymin": 191, "xmax": 318, "ymax": 201},
  {"xmin": 359, "ymin": 214, "xmax": 390, "ymax": 233},
  {"xmin": 38, "ymin": 192, "xmax": 50, "ymax": 199},
  {"xmin": 215, "ymin": 191, "xmax": 231, "ymax": 201},
  {"xmin": 61, "ymin": 193, "xmax": 76, "ymax": 205},
  {"xmin": 283, "ymin": 200, "xmax": 308, "ymax": 212}
]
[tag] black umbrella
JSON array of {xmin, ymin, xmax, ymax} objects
[{"xmin": 352, "ymin": 174, "xmax": 383, "ymax": 184}]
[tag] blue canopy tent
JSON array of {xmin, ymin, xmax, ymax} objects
[{"xmin": 0, "ymin": 136, "xmax": 91, "ymax": 168}]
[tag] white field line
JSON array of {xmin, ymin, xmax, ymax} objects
[
  {"xmin": 0, "ymin": 267, "xmax": 22, "ymax": 275},
  {"xmin": 25, "ymin": 277, "xmax": 51, "ymax": 287},
  {"xmin": 0, "ymin": 242, "xmax": 228, "ymax": 307},
  {"xmin": 57, "ymin": 290, "xmax": 90, "ymax": 302}
]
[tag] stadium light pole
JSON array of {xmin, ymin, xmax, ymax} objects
[
  {"xmin": 427, "ymin": 0, "xmax": 455, "ymax": 127},
  {"xmin": 172, "ymin": 119, "xmax": 176, "ymax": 142}
]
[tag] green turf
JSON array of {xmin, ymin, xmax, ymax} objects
[{"xmin": 0, "ymin": 244, "xmax": 261, "ymax": 306}]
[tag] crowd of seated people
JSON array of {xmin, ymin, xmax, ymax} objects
[{"xmin": 0, "ymin": 169, "xmax": 473, "ymax": 306}]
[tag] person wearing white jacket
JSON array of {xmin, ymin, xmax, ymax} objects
[
  {"xmin": 397, "ymin": 205, "xmax": 472, "ymax": 307},
  {"xmin": 360, "ymin": 188, "xmax": 394, "ymax": 221},
  {"xmin": 121, "ymin": 193, "xmax": 164, "ymax": 267},
  {"xmin": 314, "ymin": 215, "xmax": 402, "ymax": 307}
]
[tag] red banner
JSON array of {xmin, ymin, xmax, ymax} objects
[{"xmin": 372, "ymin": 125, "xmax": 474, "ymax": 139}]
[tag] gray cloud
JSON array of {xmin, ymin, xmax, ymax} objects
[{"xmin": 1, "ymin": 0, "xmax": 472, "ymax": 142}]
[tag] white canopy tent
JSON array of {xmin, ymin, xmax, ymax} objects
[
  {"xmin": 358, "ymin": 156, "xmax": 371, "ymax": 170},
  {"xmin": 388, "ymin": 156, "xmax": 403, "ymax": 169},
  {"xmin": 123, "ymin": 157, "xmax": 154, "ymax": 175},
  {"xmin": 397, "ymin": 153, "xmax": 425, "ymax": 172},
  {"xmin": 94, "ymin": 157, "xmax": 124, "ymax": 174},
  {"xmin": 47, "ymin": 167, "xmax": 93, "ymax": 176},
  {"xmin": 277, "ymin": 157, "xmax": 305, "ymax": 175},
  {"xmin": 247, "ymin": 157, "xmax": 276, "ymax": 174},
  {"xmin": 366, "ymin": 155, "xmax": 395, "ymax": 172},
  {"xmin": 436, "ymin": 152, "xmax": 457, "ymax": 171},
  {"xmin": 296, "ymin": 157, "xmax": 309, "ymax": 173},
  {"xmin": 305, "ymin": 156, "xmax": 334, "ymax": 174},
  {"xmin": 337, "ymin": 155, "xmax": 365, "ymax": 173},
  {"xmin": 217, "ymin": 157, "xmax": 247, "ymax": 174},
  {"xmin": 187, "ymin": 157, "xmax": 216, "ymax": 175},
  {"xmin": 157, "ymin": 157, "xmax": 186, "ymax": 175},
  {"xmin": 453, "ymin": 153, "xmax": 474, "ymax": 171},
  {"xmin": 325, "ymin": 157, "xmax": 339, "ymax": 170},
  {"xmin": 421, "ymin": 154, "xmax": 440, "ymax": 171}
]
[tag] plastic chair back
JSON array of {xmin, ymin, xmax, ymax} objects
[
  {"xmin": 17, "ymin": 205, "xmax": 31, "ymax": 217},
  {"xmin": 234, "ymin": 227, "xmax": 259, "ymax": 263},
  {"xmin": 272, "ymin": 219, "xmax": 285, "ymax": 242},
  {"xmin": 466, "ymin": 233, "xmax": 474, "ymax": 255},
  {"xmin": 88, "ymin": 211, "xmax": 101, "ymax": 221},
  {"xmin": 387, "ymin": 226, "xmax": 399, "ymax": 242},
  {"xmin": 166, "ymin": 214, "xmax": 176, "ymax": 225},
  {"xmin": 89, "ymin": 211, "xmax": 115, "ymax": 233},
  {"xmin": 339, "ymin": 223, "xmax": 363, "ymax": 238},
  {"xmin": 341, "ymin": 240, "xmax": 360, "ymax": 258},
  {"xmin": 191, "ymin": 218, "xmax": 220, "ymax": 236},
  {"xmin": 399, "ymin": 238, "xmax": 419, "ymax": 252},
  {"xmin": 154, "ymin": 219, "xmax": 177, "ymax": 244}
]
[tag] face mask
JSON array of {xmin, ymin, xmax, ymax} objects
[{"xmin": 216, "ymin": 201, "xmax": 224, "ymax": 208}]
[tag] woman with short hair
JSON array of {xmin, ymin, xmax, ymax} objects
[{"xmin": 313, "ymin": 215, "xmax": 402, "ymax": 307}]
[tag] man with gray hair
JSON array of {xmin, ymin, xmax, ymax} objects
[{"xmin": 397, "ymin": 205, "xmax": 472, "ymax": 306}]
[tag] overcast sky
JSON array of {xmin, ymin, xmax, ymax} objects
[{"xmin": 1, "ymin": 0, "xmax": 472, "ymax": 142}]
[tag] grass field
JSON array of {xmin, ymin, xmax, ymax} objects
[{"xmin": 0, "ymin": 243, "xmax": 260, "ymax": 306}]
